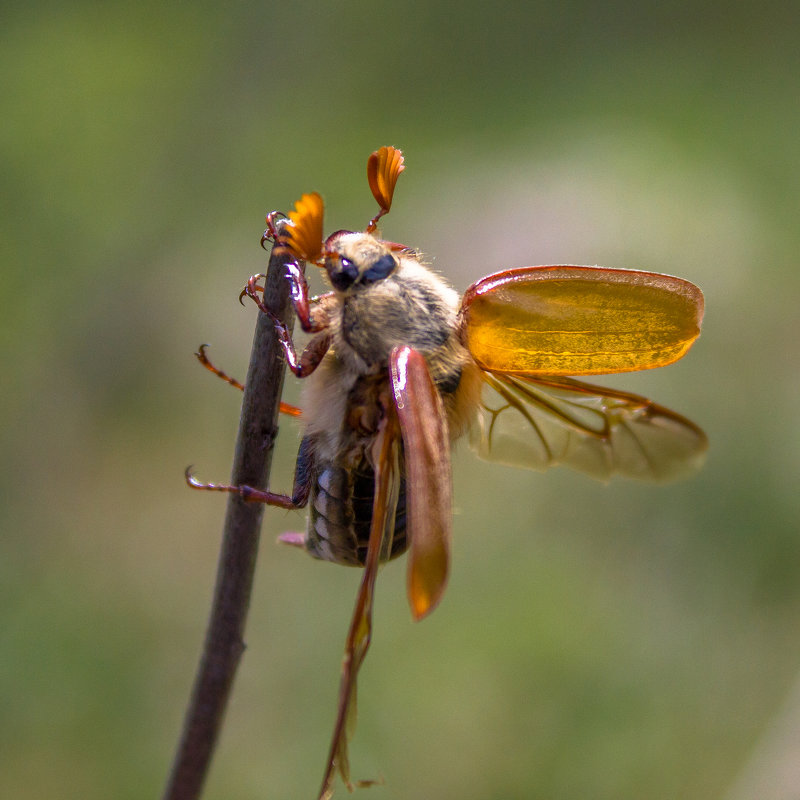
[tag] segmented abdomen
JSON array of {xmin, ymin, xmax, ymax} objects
[{"xmin": 305, "ymin": 459, "xmax": 408, "ymax": 567}]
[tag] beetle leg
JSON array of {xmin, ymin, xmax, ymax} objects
[
  {"xmin": 242, "ymin": 268, "xmax": 332, "ymax": 378},
  {"xmin": 185, "ymin": 467, "xmax": 297, "ymax": 509},
  {"xmin": 243, "ymin": 295, "xmax": 332, "ymax": 378},
  {"xmin": 260, "ymin": 210, "xmax": 287, "ymax": 250},
  {"xmin": 240, "ymin": 272, "xmax": 333, "ymax": 329},
  {"xmin": 283, "ymin": 261, "xmax": 331, "ymax": 333},
  {"xmin": 243, "ymin": 265, "xmax": 331, "ymax": 334},
  {"xmin": 273, "ymin": 328, "xmax": 331, "ymax": 379},
  {"xmin": 238, "ymin": 274, "xmax": 265, "ymax": 306},
  {"xmin": 317, "ymin": 409, "xmax": 400, "ymax": 800},
  {"xmin": 185, "ymin": 437, "xmax": 314, "ymax": 509},
  {"xmin": 195, "ymin": 343, "xmax": 244, "ymax": 390},
  {"xmin": 193, "ymin": 343, "xmax": 301, "ymax": 417},
  {"xmin": 296, "ymin": 332, "xmax": 331, "ymax": 378}
]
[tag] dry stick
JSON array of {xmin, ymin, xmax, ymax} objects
[{"xmin": 162, "ymin": 225, "xmax": 295, "ymax": 800}]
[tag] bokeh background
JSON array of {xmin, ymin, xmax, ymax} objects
[{"xmin": 3, "ymin": 2, "xmax": 799, "ymax": 799}]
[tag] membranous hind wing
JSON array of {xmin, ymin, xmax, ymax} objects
[
  {"xmin": 459, "ymin": 265, "xmax": 706, "ymax": 482},
  {"xmin": 473, "ymin": 374, "xmax": 707, "ymax": 482}
]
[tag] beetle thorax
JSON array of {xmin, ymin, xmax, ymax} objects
[{"xmin": 301, "ymin": 235, "xmax": 473, "ymax": 458}]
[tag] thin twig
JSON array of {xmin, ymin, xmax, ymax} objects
[{"xmin": 162, "ymin": 224, "xmax": 295, "ymax": 800}]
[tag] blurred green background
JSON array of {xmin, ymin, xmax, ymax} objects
[{"xmin": 3, "ymin": 2, "xmax": 799, "ymax": 798}]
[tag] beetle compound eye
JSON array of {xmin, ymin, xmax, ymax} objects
[
  {"xmin": 361, "ymin": 254, "xmax": 397, "ymax": 284},
  {"xmin": 329, "ymin": 257, "xmax": 359, "ymax": 291}
]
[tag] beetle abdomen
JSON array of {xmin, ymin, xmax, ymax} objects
[{"xmin": 305, "ymin": 461, "xmax": 408, "ymax": 566}]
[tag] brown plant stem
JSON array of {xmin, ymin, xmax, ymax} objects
[{"xmin": 162, "ymin": 225, "xmax": 295, "ymax": 800}]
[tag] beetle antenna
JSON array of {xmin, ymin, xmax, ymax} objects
[{"xmin": 366, "ymin": 146, "xmax": 404, "ymax": 234}]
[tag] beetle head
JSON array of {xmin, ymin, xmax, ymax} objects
[{"xmin": 323, "ymin": 232, "xmax": 398, "ymax": 293}]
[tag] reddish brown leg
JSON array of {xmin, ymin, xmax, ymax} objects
[
  {"xmin": 195, "ymin": 344, "xmax": 245, "ymax": 390},
  {"xmin": 317, "ymin": 409, "xmax": 400, "ymax": 800},
  {"xmin": 283, "ymin": 261, "xmax": 330, "ymax": 333},
  {"xmin": 186, "ymin": 437, "xmax": 313, "ymax": 511},
  {"xmin": 256, "ymin": 315, "xmax": 330, "ymax": 379},
  {"xmin": 260, "ymin": 211, "xmax": 287, "ymax": 250},
  {"xmin": 185, "ymin": 467, "xmax": 298, "ymax": 509},
  {"xmin": 284, "ymin": 332, "xmax": 332, "ymax": 379},
  {"xmin": 194, "ymin": 344, "xmax": 301, "ymax": 417},
  {"xmin": 244, "ymin": 265, "xmax": 330, "ymax": 334},
  {"xmin": 239, "ymin": 274, "xmax": 265, "ymax": 306},
  {"xmin": 242, "ymin": 274, "xmax": 332, "ymax": 378}
]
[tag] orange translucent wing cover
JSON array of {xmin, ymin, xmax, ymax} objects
[
  {"xmin": 279, "ymin": 192, "xmax": 324, "ymax": 263},
  {"xmin": 367, "ymin": 146, "xmax": 405, "ymax": 214},
  {"xmin": 389, "ymin": 346, "xmax": 451, "ymax": 620},
  {"xmin": 460, "ymin": 266, "xmax": 704, "ymax": 376}
]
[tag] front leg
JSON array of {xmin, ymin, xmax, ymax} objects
[
  {"xmin": 244, "ymin": 266, "xmax": 332, "ymax": 334},
  {"xmin": 271, "ymin": 326, "xmax": 332, "ymax": 379},
  {"xmin": 284, "ymin": 261, "xmax": 331, "ymax": 334},
  {"xmin": 244, "ymin": 268, "xmax": 333, "ymax": 378}
]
